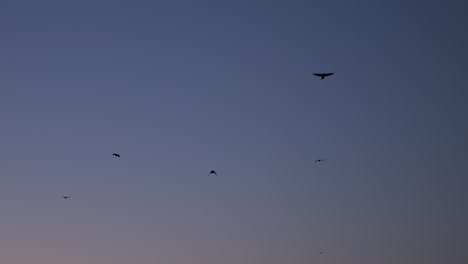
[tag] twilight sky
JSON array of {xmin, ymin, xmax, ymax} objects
[{"xmin": 1, "ymin": 1, "xmax": 468, "ymax": 263}]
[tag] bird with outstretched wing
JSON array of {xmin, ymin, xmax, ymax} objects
[
  {"xmin": 112, "ymin": 153, "xmax": 120, "ymax": 158},
  {"xmin": 313, "ymin": 72, "xmax": 334, "ymax": 79},
  {"xmin": 208, "ymin": 170, "xmax": 217, "ymax": 176}
]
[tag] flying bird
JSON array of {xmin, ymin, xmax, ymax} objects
[
  {"xmin": 112, "ymin": 153, "xmax": 120, "ymax": 158},
  {"xmin": 315, "ymin": 159, "xmax": 324, "ymax": 162},
  {"xmin": 208, "ymin": 170, "xmax": 217, "ymax": 176},
  {"xmin": 320, "ymin": 251, "xmax": 324, "ymax": 254},
  {"xmin": 62, "ymin": 196, "xmax": 70, "ymax": 199},
  {"xmin": 313, "ymin": 72, "xmax": 334, "ymax": 79}
]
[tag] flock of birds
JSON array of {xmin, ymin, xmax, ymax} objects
[
  {"xmin": 59, "ymin": 71, "xmax": 334, "ymax": 200},
  {"xmin": 58, "ymin": 71, "xmax": 334, "ymax": 255}
]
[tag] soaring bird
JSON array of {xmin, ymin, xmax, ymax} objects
[
  {"xmin": 62, "ymin": 196, "xmax": 70, "ymax": 199},
  {"xmin": 315, "ymin": 159, "xmax": 324, "ymax": 162},
  {"xmin": 208, "ymin": 170, "xmax": 217, "ymax": 176},
  {"xmin": 313, "ymin": 72, "xmax": 334, "ymax": 79},
  {"xmin": 112, "ymin": 153, "xmax": 120, "ymax": 158}
]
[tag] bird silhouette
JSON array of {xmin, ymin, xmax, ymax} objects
[
  {"xmin": 320, "ymin": 251, "xmax": 324, "ymax": 254},
  {"xmin": 315, "ymin": 159, "xmax": 324, "ymax": 162},
  {"xmin": 313, "ymin": 72, "xmax": 334, "ymax": 79},
  {"xmin": 112, "ymin": 153, "xmax": 120, "ymax": 158},
  {"xmin": 208, "ymin": 170, "xmax": 217, "ymax": 176},
  {"xmin": 62, "ymin": 196, "xmax": 70, "ymax": 199}
]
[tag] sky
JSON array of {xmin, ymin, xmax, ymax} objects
[{"xmin": 1, "ymin": 0, "xmax": 468, "ymax": 263}]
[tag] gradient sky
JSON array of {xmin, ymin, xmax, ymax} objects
[{"xmin": 1, "ymin": 1, "xmax": 467, "ymax": 263}]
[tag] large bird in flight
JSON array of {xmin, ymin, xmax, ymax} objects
[
  {"xmin": 208, "ymin": 170, "xmax": 217, "ymax": 176},
  {"xmin": 313, "ymin": 72, "xmax": 334, "ymax": 79},
  {"xmin": 112, "ymin": 153, "xmax": 120, "ymax": 158}
]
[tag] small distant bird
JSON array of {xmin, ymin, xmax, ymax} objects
[
  {"xmin": 313, "ymin": 72, "xmax": 334, "ymax": 79},
  {"xmin": 208, "ymin": 170, "xmax": 217, "ymax": 176},
  {"xmin": 315, "ymin": 159, "xmax": 324, "ymax": 162},
  {"xmin": 320, "ymin": 251, "xmax": 324, "ymax": 254},
  {"xmin": 62, "ymin": 196, "xmax": 70, "ymax": 199},
  {"xmin": 112, "ymin": 153, "xmax": 120, "ymax": 158}
]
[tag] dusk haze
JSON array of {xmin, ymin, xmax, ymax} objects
[{"xmin": 1, "ymin": 1, "xmax": 467, "ymax": 264}]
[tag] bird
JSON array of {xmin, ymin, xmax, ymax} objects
[
  {"xmin": 62, "ymin": 196, "xmax": 70, "ymax": 199},
  {"xmin": 315, "ymin": 159, "xmax": 324, "ymax": 162},
  {"xmin": 320, "ymin": 251, "xmax": 324, "ymax": 254},
  {"xmin": 208, "ymin": 170, "xmax": 217, "ymax": 176},
  {"xmin": 112, "ymin": 153, "xmax": 120, "ymax": 158},
  {"xmin": 313, "ymin": 72, "xmax": 334, "ymax": 79}
]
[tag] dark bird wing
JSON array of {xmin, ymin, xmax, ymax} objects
[{"xmin": 313, "ymin": 73, "xmax": 334, "ymax": 78}]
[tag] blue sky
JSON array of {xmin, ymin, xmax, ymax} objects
[{"xmin": 1, "ymin": 1, "xmax": 467, "ymax": 263}]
